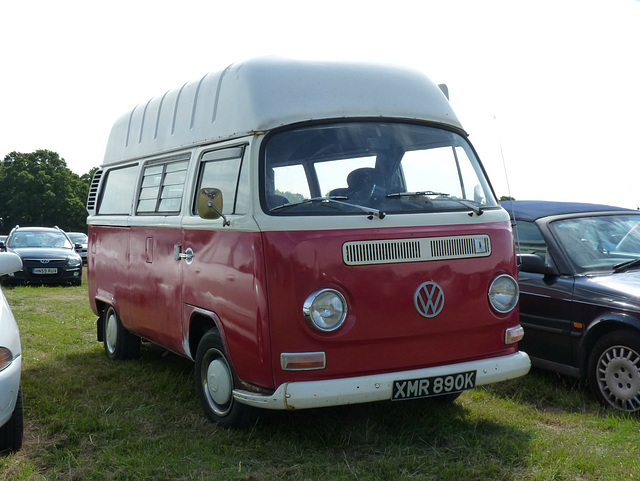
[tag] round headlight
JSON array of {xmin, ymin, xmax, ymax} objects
[
  {"xmin": 488, "ymin": 274, "xmax": 519, "ymax": 313},
  {"xmin": 303, "ymin": 289, "xmax": 347, "ymax": 332}
]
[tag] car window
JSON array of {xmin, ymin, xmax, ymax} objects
[
  {"xmin": 9, "ymin": 231, "xmax": 73, "ymax": 249},
  {"xmin": 550, "ymin": 214, "xmax": 640, "ymax": 271},
  {"xmin": 513, "ymin": 221, "xmax": 547, "ymax": 259}
]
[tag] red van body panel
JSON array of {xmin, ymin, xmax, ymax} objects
[
  {"xmin": 262, "ymin": 222, "xmax": 518, "ymax": 387},
  {"xmin": 90, "ymin": 220, "xmax": 517, "ymax": 393}
]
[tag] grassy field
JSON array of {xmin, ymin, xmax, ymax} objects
[{"xmin": 1, "ymin": 271, "xmax": 640, "ymax": 480}]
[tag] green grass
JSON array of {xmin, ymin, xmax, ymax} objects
[{"xmin": 1, "ymin": 271, "xmax": 640, "ymax": 480}]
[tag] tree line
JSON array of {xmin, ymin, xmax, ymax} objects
[{"xmin": 0, "ymin": 150, "xmax": 97, "ymax": 234}]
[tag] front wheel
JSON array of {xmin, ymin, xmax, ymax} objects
[
  {"xmin": 195, "ymin": 331, "xmax": 259, "ymax": 427},
  {"xmin": 103, "ymin": 305, "xmax": 140, "ymax": 360},
  {"xmin": 588, "ymin": 330, "xmax": 640, "ymax": 413}
]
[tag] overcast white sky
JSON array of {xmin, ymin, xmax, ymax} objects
[{"xmin": 1, "ymin": 0, "xmax": 638, "ymax": 207}]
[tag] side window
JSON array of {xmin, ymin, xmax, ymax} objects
[
  {"xmin": 196, "ymin": 146, "xmax": 245, "ymax": 215},
  {"xmin": 97, "ymin": 164, "xmax": 138, "ymax": 215},
  {"xmin": 136, "ymin": 156, "xmax": 189, "ymax": 215},
  {"xmin": 514, "ymin": 221, "xmax": 548, "ymax": 259}
]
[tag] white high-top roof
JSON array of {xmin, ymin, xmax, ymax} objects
[{"xmin": 103, "ymin": 57, "xmax": 463, "ymax": 165}]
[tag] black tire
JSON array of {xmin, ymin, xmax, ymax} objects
[
  {"xmin": 588, "ymin": 330, "xmax": 640, "ymax": 413},
  {"xmin": 195, "ymin": 330, "xmax": 259, "ymax": 427},
  {"xmin": 0, "ymin": 387, "xmax": 23, "ymax": 453},
  {"xmin": 103, "ymin": 305, "xmax": 140, "ymax": 360}
]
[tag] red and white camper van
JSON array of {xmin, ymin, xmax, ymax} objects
[{"xmin": 87, "ymin": 58, "xmax": 530, "ymax": 426}]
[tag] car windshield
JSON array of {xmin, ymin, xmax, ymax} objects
[
  {"xmin": 67, "ymin": 233, "xmax": 88, "ymax": 244},
  {"xmin": 550, "ymin": 214, "xmax": 640, "ymax": 272},
  {"xmin": 9, "ymin": 231, "xmax": 73, "ymax": 249},
  {"xmin": 262, "ymin": 121, "xmax": 497, "ymax": 216}
]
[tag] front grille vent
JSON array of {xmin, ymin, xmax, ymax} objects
[{"xmin": 343, "ymin": 235, "xmax": 491, "ymax": 266}]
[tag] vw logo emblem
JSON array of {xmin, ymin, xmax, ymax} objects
[
  {"xmin": 39, "ymin": 259, "xmax": 50, "ymax": 264},
  {"xmin": 414, "ymin": 282, "xmax": 445, "ymax": 318}
]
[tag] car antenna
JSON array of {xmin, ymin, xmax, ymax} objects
[{"xmin": 494, "ymin": 115, "xmax": 521, "ymax": 258}]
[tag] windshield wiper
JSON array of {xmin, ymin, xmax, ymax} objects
[
  {"xmin": 612, "ymin": 258, "xmax": 640, "ymax": 273},
  {"xmin": 386, "ymin": 191, "xmax": 484, "ymax": 216},
  {"xmin": 271, "ymin": 196, "xmax": 386, "ymax": 219}
]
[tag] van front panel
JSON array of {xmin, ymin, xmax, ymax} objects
[{"xmin": 262, "ymin": 220, "xmax": 518, "ymax": 387}]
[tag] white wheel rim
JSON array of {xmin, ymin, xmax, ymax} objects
[
  {"xmin": 201, "ymin": 348, "xmax": 233, "ymax": 416},
  {"xmin": 106, "ymin": 312, "xmax": 118, "ymax": 354},
  {"xmin": 207, "ymin": 359, "xmax": 232, "ymax": 405}
]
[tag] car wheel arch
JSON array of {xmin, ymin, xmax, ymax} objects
[
  {"xmin": 580, "ymin": 313, "xmax": 640, "ymax": 376},
  {"xmin": 188, "ymin": 309, "xmax": 226, "ymax": 361}
]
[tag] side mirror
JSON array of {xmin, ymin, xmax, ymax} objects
[
  {"xmin": 517, "ymin": 253, "xmax": 558, "ymax": 276},
  {"xmin": 0, "ymin": 251, "xmax": 22, "ymax": 276},
  {"xmin": 197, "ymin": 188, "xmax": 230, "ymax": 226}
]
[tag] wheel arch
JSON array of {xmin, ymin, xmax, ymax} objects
[
  {"xmin": 187, "ymin": 308, "xmax": 226, "ymax": 361},
  {"xmin": 580, "ymin": 312, "xmax": 640, "ymax": 376}
]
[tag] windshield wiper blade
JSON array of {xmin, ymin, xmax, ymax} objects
[
  {"xmin": 387, "ymin": 190, "xmax": 448, "ymax": 198},
  {"xmin": 271, "ymin": 197, "xmax": 386, "ymax": 219},
  {"xmin": 613, "ymin": 258, "xmax": 640, "ymax": 273},
  {"xmin": 386, "ymin": 191, "xmax": 484, "ymax": 216}
]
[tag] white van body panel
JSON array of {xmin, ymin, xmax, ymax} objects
[{"xmin": 103, "ymin": 57, "xmax": 462, "ymax": 165}]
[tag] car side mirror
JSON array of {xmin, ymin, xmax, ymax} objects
[
  {"xmin": 0, "ymin": 251, "xmax": 22, "ymax": 275},
  {"xmin": 197, "ymin": 188, "xmax": 230, "ymax": 226},
  {"xmin": 517, "ymin": 253, "xmax": 558, "ymax": 276}
]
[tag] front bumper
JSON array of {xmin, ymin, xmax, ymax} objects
[
  {"xmin": 5, "ymin": 266, "xmax": 81, "ymax": 284},
  {"xmin": 234, "ymin": 351, "xmax": 530, "ymax": 410}
]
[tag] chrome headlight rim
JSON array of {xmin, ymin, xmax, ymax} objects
[
  {"xmin": 303, "ymin": 288, "xmax": 348, "ymax": 333},
  {"xmin": 488, "ymin": 274, "xmax": 519, "ymax": 314}
]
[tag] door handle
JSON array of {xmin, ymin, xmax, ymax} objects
[{"xmin": 174, "ymin": 245, "xmax": 194, "ymax": 265}]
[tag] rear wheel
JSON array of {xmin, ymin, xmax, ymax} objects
[
  {"xmin": 103, "ymin": 305, "xmax": 140, "ymax": 360},
  {"xmin": 0, "ymin": 387, "xmax": 23, "ymax": 453},
  {"xmin": 588, "ymin": 330, "xmax": 640, "ymax": 413},
  {"xmin": 195, "ymin": 330, "xmax": 259, "ymax": 427}
]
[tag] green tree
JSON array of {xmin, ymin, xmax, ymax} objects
[{"xmin": 0, "ymin": 150, "xmax": 94, "ymax": 233}]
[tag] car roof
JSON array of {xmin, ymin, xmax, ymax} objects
[
  {"xmin": 12, "ymin": 226, "xmax": 62, "ymax": 232},
  {"xmin": 500, "ymin": 200, "xmax": 637, "ymax": 222}
]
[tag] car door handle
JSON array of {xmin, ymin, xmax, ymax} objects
[{"xmin": 174, "ymin": 245, "xmax": 194, "ymax": 265}]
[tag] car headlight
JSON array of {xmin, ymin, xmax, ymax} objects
[
  {"xmin": 67, "ymin": 256, "xmax": 82, "ymax": 267},
  {"xmin": 488, "ymin": 274, "xmax": 519, "ymax": 313},
  {"xmin": 303, "ymin": 289, "xmax": 347, "ymax": 332}
]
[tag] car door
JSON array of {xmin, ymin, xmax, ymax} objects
[{"xmin": 515, "ymin": 220, "xmax": 577, "ymax": 367}]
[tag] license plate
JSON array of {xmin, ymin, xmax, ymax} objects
[
  {"xmin": 33, "ymin": 268, "xmax": 58, "ymax": 274},
  {"xmin": 392, "ymin": 370, "xmax": 476, "ymax": 400}
]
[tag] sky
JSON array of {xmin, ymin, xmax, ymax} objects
[{"xmin": 1, "ymin": 0, "xmax": 639, "ymax": 207}]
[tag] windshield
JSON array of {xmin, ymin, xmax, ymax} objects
[
  {"xmin": 550, "ymin": 214, "xmax": 640, "ymax": 272},
  {"xmin": 262, "ymin": 122, "xmax": 497, "ymax": 215},
  {"xmin": 67, "ymin": 233, "xmax": 88, "ymax": 244},
  {"xmin": 9, "ymin": 231, "xmax": 73, "ymax": 249}
]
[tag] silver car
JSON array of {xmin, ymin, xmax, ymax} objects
[{"xmin": 0, "ymin": 252, "xmax": 23, "ymax": 452}]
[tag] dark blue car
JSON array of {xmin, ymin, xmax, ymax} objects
[
  {"xmin": 502, "ymin": 200, "xmax": 640, "ymax": 412},
  {"xmin": 0, "ymin": 226, "xmax": 83, "ymax": 286}
]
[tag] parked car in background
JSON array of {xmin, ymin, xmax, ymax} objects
[
  {"xmin": 65, "ymin": 232, "xmax": 88, "ymax": 264},
  {"xmin": 0, "ymin": 226, "xmax": 82, "ymax": 286},
  {"xmin": 0, "ymin": 251, "xmax": 23, "ymax": 452},
  {"xmin": 503, "ymin": 200, "xmax": 640, "ymax": 412}
]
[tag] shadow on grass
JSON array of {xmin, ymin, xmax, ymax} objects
[
  {"xmin": 17, "ymin": 342, "xmax": 535, "ymax": 480},
  {"xmin": 480, "ymin": 366, "xmax": 602, "ymax": 414}
]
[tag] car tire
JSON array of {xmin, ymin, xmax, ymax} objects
[
  {"xmin": 195, "ymin": 330, "xmax": 259, "ymax": 427},
  {"xmin": 103, "ymin": 305, "xmax": 140, "ymax": 360},
  {"xmin": 0, "ymin": 387, "xmax": 23, "ymax": 453},
  {"xmin": 588, "ymin": 330, "xmax": 640, "ymax": 413}
]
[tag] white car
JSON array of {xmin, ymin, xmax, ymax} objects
[{"xmin": 0, "ymin": 252, "xmax": 23, "ymax": 452}]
